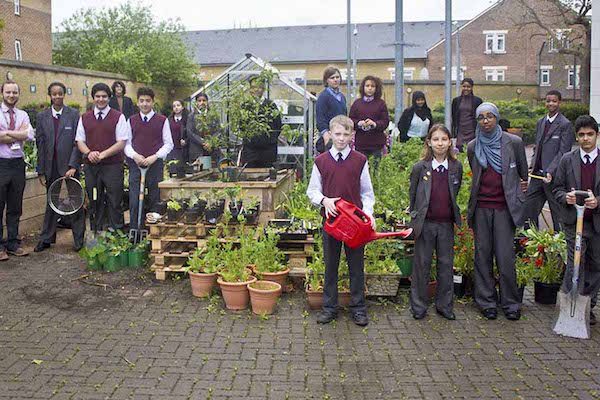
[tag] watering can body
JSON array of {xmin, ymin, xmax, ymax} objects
[{"xmin": 324, "ymin": 199, "xmax": 412, "ymax": 248}]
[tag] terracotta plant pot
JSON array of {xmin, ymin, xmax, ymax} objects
[
  {"xmin": 217, "ymin": 276, "xmax": 257, "ymax": 310},
  {"xmin": 248, "ymin": 280, "xmax": 282, "ymax": 315},
  {"xmin": 255, "ymin": 268, "xmax": 290, "ymax": 292},
  {"xmin": 189, "ymin": 271, "xmax": 218, "ymax": 298},
  {"xmin": 305, "ymin": 288, "xmax": 323, "ymax": 310},
  {"xmin": 338, "ymin": 290, "xmax": 351, "ymax": 307}
]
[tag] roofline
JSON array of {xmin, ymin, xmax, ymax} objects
[
  {"xmin": 184, "ymin": 20, "xmax": 451, "ymax": 34},
  {"xmin": 197, "ymin": 57, "xmax": 425, "ymax": 67},
  {"xmin": 427, "ymin": 0, "xmax": 503, "ymax": 53}
]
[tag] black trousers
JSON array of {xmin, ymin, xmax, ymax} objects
[
  {"xmin": 127, "ymin": 159, "xmax": 163, "ymax": 230},
  {"xmin": 561, "ymin": 223, "xmax": 600, "ymax": 309},
  {"xmin": 473, "ymin": 207, "xmax": 521, "ymax": 313},
  {"xmin": 410, "ymin": 220, "xmax": 455, "ymax": 315},
  {"xmin": 525, "ymin": 179, "xmax": 562, "ymax": 232},
  {"xmin": 322, "ymin": 229, "xmax": 366, "ymax": 314},
  {"xmin": 0, "ymin": 158, "xmax": 26, "ymax": 251},
  {"xmin": 84, "ymin": 163, "xmax": 124, "ymax": 231},
  {"xmin": 39, "ymin": 163, "xmax": 85, "ymax": 247}
]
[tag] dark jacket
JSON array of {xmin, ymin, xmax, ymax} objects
[
  {"xmin": 186, "ymin": 109, "xmax": 221, "ymax": 162},
  {"xmin": 451, "ymin": 95, "xmax": 483, "ymax": 138},
  {"xmin": 241, "ymin": 99, "xmax": 282, "ymax": 167},
  {"xmin": 552, "ymin": 149, "xmax": 600, "ymax": 232},
  {"xmin": 35, "ymin": 105, "xmax": 81, "ymax": 177},
  {"xmin": 316, "ymin": 88, "xmax": 347, "ymax": 153},
  {"xmin": 397, "ymin": 107, "xmax": 433, "ymax": 142},
  {"xmin": 530, "ymin": 113, "xmax": 574, "ymax": 176},
  {"xmin": 409, "ymin": 158, "xmax": 463, "ymax": 239},
  {"xmin": 466, "ymin": 132, "xmax": 528, "ymax": 227},
  {"xmin": 108, "ymin": 96, "xmax": 135, "ymax": 120}
]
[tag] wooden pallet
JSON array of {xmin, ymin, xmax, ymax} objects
[
  {"xmin": 151, "ymin": 237, "xmax": 207, "ymax": 253},
  {"xmin": 150, "ymin": 259, "xmax": 186, "ymax": 280},
  {"xmin": 148, "ymin": 221, "xmax": 207, "ymax": 238}
]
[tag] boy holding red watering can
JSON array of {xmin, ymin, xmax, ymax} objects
[{"xmin": 307, "ymin": 115, "xmax": 375, "ymax": 326}]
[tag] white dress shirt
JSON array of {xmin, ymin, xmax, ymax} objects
[
  {"xmin": 306, "ymin": 145, "xmax": 375, "ymax": 217},
  {"xmin": 580, "ymin": 147, "xmax": 598, "ymax": 164},
  {"xmin": 51, "ymin": 107, "xmax": 63, "ymax": 119},
  {"xmin": 431, "ymin": 158, "xmax": 449, "ymax": 171},
  {"xmin": 124, "ymin": 111, "xmax": 174, "ymax": 160},
  {"xmin": 546, "ymin": 113, "xmax": 558, "ymax": 124},
  {"xmin": 75, "ymin": 106, "xmax": 131, "ymax": 142}
]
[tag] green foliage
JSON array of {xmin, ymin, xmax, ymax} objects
[
  {"xmin": 53, "ymin": 1, "xmax": 196, "ymax": 87},
  {"xmin": 193, "ymin": 107, "xmax": 223, "ymax": 148},
  {"xmin": 21, "ymin": 102, "xmax": 46, "ymax": 129},
  {"xmin": 184, "ymin": 234, "xmax": 221, "ymax": 274},
  {"xmin": 250, "ymin": 230, "xmax": 286, "ymax": 274},
  {"xmin": 167, "ymin": 199, "xmax": 181, "ymax": 211},
  {"xmin": 560, "ymin": 102, "xmax": 590, "ymax": 123},
  {"xmin": 219, "ymin": 242, "xmax": 252, "ymax": 283},
  {"xmin": 24, "ymin": 141, "xmax": 37, "ymax": 173},
  {"xmin": 104, "ymin": 230, "xmax": 132, "ymax": 256},
  {"xmin": 364, "ymin": 241, "xmax": 401, "ymax": 274},
  {"xmin": 280, "ymin": 180, "xmax": 321, "ymax": 227},
  {"xmin": 453, "ymin": 218, "xmax": 474, "ymax": 278},
  {"xmin": 79, "ymin": 242, "xmax": 109, "ymax": 265},
  {"xmin": 518, "ymin": 226, "xmax": 566, "ymax": 285},
  {"xmin": 280, "ymin": 124, "xmax": 303, "ymax": 145}
]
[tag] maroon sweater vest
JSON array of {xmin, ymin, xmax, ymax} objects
[
  {"xmin": 426, "ymin": 168, "xmax": 453, "ymax": 222},
  {"xmin": 169, "ymin": 117, "xmax": 183, "ymax": 149},
  {"xmin": 81, "ymin": 109, "xmax": 123, "ymax": 164},
  {"xmin": 350, "ymin": 99, "xmax": 388, "ymax": 151},
  {"xmin": 477, "ymin": 167, "xmax": 506, "ymax": 209},
  {"xmin": 130, "ymin": 114, "xmax": 165, "ymax": 157},
  {"xmin": 581, "ymin": 157, "xmax": 597, "ymax": 221},
  {"xmin": 314, "ymin": 150, "xmax": 366, "ymax": 211}
]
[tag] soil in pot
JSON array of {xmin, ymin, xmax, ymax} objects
[
  {"xmin": 534, "ymin": 281, "xmax": 560, "ymax": 305},
  {"xmin": 306, "ymin": 288, "xmax": 323, "ymax": 310},
  {"xmin": 255, "ymin": 268, "xmax": 290, "ymax": 292},
  {"xmin": 189, "ymin": 272, "xmax": 218, "ymax": 298},
  {"xmin": 248, "ymin": 280, "xmax": 282, "ymax": 315},
  {"xmin": 217, "ymin": 276, "xmax": 257, "ymax": 310}
]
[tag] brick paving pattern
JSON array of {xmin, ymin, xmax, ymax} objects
[{"xmin": 1, "ymin": 241, "xmax": 600, "ymax": 400}]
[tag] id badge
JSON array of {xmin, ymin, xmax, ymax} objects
[{"xmin": 10, "ymin": 142, "xmax": 20, "ymax": 151}]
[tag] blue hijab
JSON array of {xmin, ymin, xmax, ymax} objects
[{"xmin": 474, "ymin": 102, "xmax": 503, "ymax": 174}]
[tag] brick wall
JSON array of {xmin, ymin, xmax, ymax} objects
[{"xmin": 0, "ymin": 0, "xmax": 52, "ymax": 65}]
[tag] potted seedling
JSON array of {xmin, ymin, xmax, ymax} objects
[
  {"xmin": 204, "ymin": 188, "xmax": 226, "ymax": 224},
  {"xmin": 364, "ymin": 240, "xmax": 402, "ymax": 297},
  {"xmin": 242, "ymin": 196, "xmax": 261, "ymax": 224},
  {"xmin": 79, "ymin": 241, "xmax": 108, "ymax": 271},
  {"xmin": 184, "ymin": 234, "xmax": 222, "ymax": 297},
  {"xmin": 217, "ymin": 243, "xmax": 257, "ymax": 310},
  {"xmin": 305, "ymin": 253, "xmax": 325, "ymax": 310},
  {"xmin": 224, "ymin": 186, "xmax": 243, "ymax": 220},
  {"xmin": 249, "ymin": 230, "xmax": 290, "ymax": 291},
  {"xmin": 166, "ymin": 199, "xmax": 183, "ymax": 222},
  {"xmin": 128, "ymin": 239, "xmax": 149, "ymax": 268}
]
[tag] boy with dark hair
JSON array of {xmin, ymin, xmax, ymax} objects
[
  {"xmin": 35, "ymin": 82, "xmax": 85, "ymax": 252},
  {"xmin": 76, "ymin": 82, "xmax": 130, "ymax": 230},
  {"xmin": 307, "ymin": 115, "xmax": 375, "ymax": 326},
  {"xmin": 526, "ymin": 90, "xmax": 574, "ymax": 231},
  {"xmin": 0, "ymin": 80, "xmax": 34, "ymax": 260},
  {"xmin": 124, "ymin": 87, "xmax": 173, "ymax": 230},
  {"xmin": 553, "ymin": 115, "xmax": 600, "ymax": 325}
]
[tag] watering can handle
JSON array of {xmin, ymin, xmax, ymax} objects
[{"xmin": 334, "ymin": 199, "xmax": 372, "ymax": 224}]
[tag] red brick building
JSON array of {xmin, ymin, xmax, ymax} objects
[
  {"xmin": 0, "ymin": 0, "xmax": 52, "ymax": 65},
  {"xmin": 426, "ymin": 0, "xmax": 585, "ymax": 99}
]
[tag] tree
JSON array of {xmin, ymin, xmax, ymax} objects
[
  {"xmin": 514, "ymin": 0, "xmax": 591, "ymax": 104},
  {"xmin": 53, "ymin": 2, "xmax": 197, "ymax": 88}
]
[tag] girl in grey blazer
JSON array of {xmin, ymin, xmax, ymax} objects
[{"xmin": 409, "ymin": 124, "xmax": 463, "ymax": 320}]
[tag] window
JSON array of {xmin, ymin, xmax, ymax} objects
[
  {"xmin": 82, "ymin": 88, "xmax": 88, "ymax": 96},
  {"xmin": 14, "ymin": 0, "xmax": 20, "ymax": 15},
  {"xmin": 280, "ymin": 70, "xmax": 307, "ymax": 84},
  {"xmin": 29, "ymin": 84, "xmax": 36, "ymax": 93},
  {"xmin": 566, "ymin": 65, "xmax": 580, "ymax": 89},
  {"xmin": 483, "ymin": 66, "xmax": 507, "ymax": 81},
  {"xmin": 484, "ymin": 30, "xmax": 507, "ymax": 54},
  {"xmin": 540, "ymin": 69, "xmax": 551, "ymax": 86},
  {"xmin": 549, "ymin": 29, "xmax": 571, "ymax": 52},
  {"xmin": 387, "ymin": 67, "xmax": 414, "ymax": 80},
  {"xmin": 14, "ymin": 40, "xmax": 22, "ymax": 61},
  {"xmin": 66, "ymin": 87, "xmax": 73, "ymax": 95}
]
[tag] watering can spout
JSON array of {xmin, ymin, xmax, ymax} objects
[{"xmin": 324, "ymin": 199, "xmax": 412, "ymax": 248}]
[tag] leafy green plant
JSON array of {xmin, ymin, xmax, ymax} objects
[
  {"xmin": 518, "ymin": 227, "xmax": 566, "ymax": 285},
  {"xmin": 167, "ymin": 199, "xmax": 181, "ymax": 211},
  {"xmin": 79, "ymin": 242, "xmax": 109, "ymax": 266},
  {"xmin": 365, "ymin": 240, "xmax": 401, "ymax": 274},
  {"xmin": 251, "ymin": 230, "xmax": 286, "ymax": 274},
  {"xmin": 453, "ymin": 217, "xmax": 475, "ymax": 278},
  {"xmin": 306, "ymin": 253, "xmax": 325, "ymax": 291},
  {"xmin": 219, "ymin": 243, "xmax": 252, "ymax": 283},
  {"xmin": 184, "ymin": 234, "xmax": 221, "ymax": 274},
  {"xmin": 105, "ymin": 230, "xmax": 132, "ymax": 256},
  {"xmin": 280, "ymin": 124, "xmax": 303, "ymax": 146}
]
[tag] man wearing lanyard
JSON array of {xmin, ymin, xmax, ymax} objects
[
  {"xmin": 76, "ymin": 82, "xmax": 130, "ymax": 231},
  {"xmin": 0, "ymin": 80, "xmax": 34, "ymax": 261}
]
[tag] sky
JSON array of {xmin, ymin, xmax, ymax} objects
[{"xmin": 52, "ymin": 0, "xmax": 498, "ymax": 31}]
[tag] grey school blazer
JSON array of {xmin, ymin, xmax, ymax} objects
[
  {"xmin": 466, "ymin": 132, "xmax": 528, "ymax": 227},
  {"xmin": 552, "ymin": 149, "xmax": 600, "ymax": 232},
  {"xmin": 408, "ymin": 158, "xmax": 463, "ymax": 239},
  {"xmin": 530, "ymin": 113, "xmax": 574, "ymax": 176},
  {"xmin": 35, "ymin": 105, "xmax": 81, "ymax": 177}
]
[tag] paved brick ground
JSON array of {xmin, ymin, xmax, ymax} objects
[{"xmin": 1, "ymin": 237, "xmax": 600, "ymax": 400}]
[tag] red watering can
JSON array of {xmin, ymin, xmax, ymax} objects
[{"xmin": 324, "ymin": 199, "xmax": 413, "ymax": 249}]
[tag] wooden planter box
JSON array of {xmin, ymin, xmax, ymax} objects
[{"xmin": 158, "ymin": 168, "xmax": 295, "ymax": 224}]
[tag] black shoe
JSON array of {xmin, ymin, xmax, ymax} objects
[
  {"xmin": 591, "ymin": 311, "xmax": 597, "ymax": 326},
  {"xmin": 482, "ymin": 308, "xmax": 498, "ymax": 320},
  {"xmin": 351, "ymin": 312, "xmax": 369, "ymax": 326},
  {"xmin": 436, "ymin": 309, "xmax": 456, "ymax": 320},
  {"xmin": 505, "ymin": 310, "xmax": 521, "ymax": 321},
  {"xmin": 316, "ymin": 311, "xmax": 337, "ymax": 324},
  {"xmin": 412, "ymin": 311, "xmax": 427, "ymax": 320},
  {"xmin": 34, "ymin": 241, "xmax": 50, "ymax": 252}
]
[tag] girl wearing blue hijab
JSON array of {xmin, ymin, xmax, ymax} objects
[{"xmin": 466, "ymin": 102, "xmax": 528, "ymax": 322}]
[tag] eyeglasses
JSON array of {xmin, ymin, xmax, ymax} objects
[{"xmin": 477, "ymin": 114, "xmax": 496, "ymax": 122}]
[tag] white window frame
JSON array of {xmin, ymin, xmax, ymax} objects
[
  {"xmin": 14, "ymin": 0, "xmax": 20, "ymax": 15},
  {"xmin": 387, "ymin": 67, "xmax": 415, "ymax": 80},
  {"xmin": 280, "ymin": 69, "xmax": 307, "ymax": 84},
  {"xmin": 566, "ymin": 65, "xmax": 580, "ymax": 89},
  {"xmin": 483, "ymin": 30, "xmax": 507, "ymax": 54},
  {"xmin": 549, "ymin": 29, "xmax": 571, "ymax": 53},
  {"xmin": 14, "ymin": 39, "xmax": 22, "ymax": 61},
  {"xmin": 483, "ymin": 66, "xmax": 507, "ymax": 82},
  {"xmin": 540, "ymin": 65, "xmax": 553, "ymax": 86}
]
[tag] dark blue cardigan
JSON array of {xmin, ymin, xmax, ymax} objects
[{"xmin": 316, "ymin": 88, "xmax": 347, "ymax": 133}]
